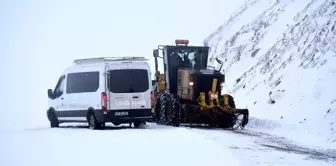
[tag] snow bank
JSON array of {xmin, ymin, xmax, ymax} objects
[{"xmin": 205, "ymin": 0, "xmax": 336, "ymax": 147}]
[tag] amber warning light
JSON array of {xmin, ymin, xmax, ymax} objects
[{"xmin": 175, "ymin": 39, "xmax": 189, "ymax": 45}]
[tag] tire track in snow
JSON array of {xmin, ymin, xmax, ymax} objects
[
  {"xmin": 186, "ymin": 127, "xmax": 336, "ymax": 163},
  {"xmin": 23, "ymin": 123, "xmax": 336, "ymax": 163}
]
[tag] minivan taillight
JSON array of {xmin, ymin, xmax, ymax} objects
[
  {"xmin": 101, "ymin": 92, "xmax": 107, "ymax": 112},
  {"xmin": 150, "ymin": 91, "xmax": 154, "ymax": 108}
]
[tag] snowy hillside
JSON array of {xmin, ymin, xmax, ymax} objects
[{"xmin": 204, "ymin": 0, "xmax": 336, "ymax": 145}]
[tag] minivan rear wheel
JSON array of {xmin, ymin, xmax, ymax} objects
[
  {"xmin": 88, "ymin": 113, "xmax": 99, "ymax": 130},
  {"xmin": 133, "ymin": 121, "xmax": 145, "ymax": 128}
]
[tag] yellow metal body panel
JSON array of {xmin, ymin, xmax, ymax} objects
[
  {"xmin": 223, "ymin": 94, "xmax": 229, "ymax": 106},
  {"xmin": 211, "ymin": 78, "xmax": 217, "ymax": 93},
  {"xmin": 208, "ymin": 78, "xmax": 219, "ymax": 108},
  {"xmin": 199, "ymin": 92, "xmax": 207, "ymax": 108},
  {"xmin": 158, "ymin": 74, "xmax": 165, "ymax": 92}
]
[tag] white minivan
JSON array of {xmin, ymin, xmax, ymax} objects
[{"xmin": 46, "ymin": 57, "xmax": 153, "ymax": 129}]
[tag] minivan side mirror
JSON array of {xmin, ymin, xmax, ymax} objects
[
  {"xmin": 153, "ymin": 49, "xmax": 159, "ymax": 57},
  {"xmin": 47, "ymin": 89, "xmax": 54, "ymax": 99}
]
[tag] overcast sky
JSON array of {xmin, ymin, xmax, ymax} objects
[{"xmin": 0, "ymin": 0, "xmax": 246, "ymax": 128}]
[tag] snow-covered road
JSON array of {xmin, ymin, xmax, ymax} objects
[{"xmin": 1, "ymin": 123, "xmax": 335, "ymax": 166}]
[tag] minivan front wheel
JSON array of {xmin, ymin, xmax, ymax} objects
[{"xmin": 49, "ymin": 112, "xmax": 59, "ymax": 128}]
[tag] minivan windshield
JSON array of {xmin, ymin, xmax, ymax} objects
[{"xmin": 108, "ymin": 69, "xmax": 149, "ymax": 93}]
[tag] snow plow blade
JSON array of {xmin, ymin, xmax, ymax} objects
[{"xmin": 180, "ymin": 104, "xmax": 249, "ymax": 129}]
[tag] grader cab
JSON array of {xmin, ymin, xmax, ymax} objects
[{"xmin": 152, "ymin": 39, "xmax": 249, "ymax": 129}]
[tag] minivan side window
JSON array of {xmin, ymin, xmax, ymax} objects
[
  {"xmin": 53, "ymin": 75, "xmax": 65, "ymax": 98},
  {"xmin": 66, "ymin": 71, "xmax": 99, "ymax": 94}
]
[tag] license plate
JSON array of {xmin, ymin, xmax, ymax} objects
[{"xmin": 115, "ymin": 112, "xmax": 128, "ymax": 116}]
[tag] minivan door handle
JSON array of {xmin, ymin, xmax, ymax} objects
[{"xmin": 132, "ymin": 96, "xmax": 139, "ymax": 99}]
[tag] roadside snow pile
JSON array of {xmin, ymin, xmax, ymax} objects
[
  {"xmin": 204, "ymin": 0, "xmax": 336, "ymax": 146},
  {"xmin": 246, "ymin": 117, "xmax": 281, "ymax": 129}
]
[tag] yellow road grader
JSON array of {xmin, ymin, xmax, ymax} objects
[{"xmin": 151, "ymin": 39, "xmax": 249, "ymax": 129}]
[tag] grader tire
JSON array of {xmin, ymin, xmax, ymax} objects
[
  {"xmin": 157, "ymin": 93, "xmax": 172, "ymax": 125},
  {"xmin": 154, "ymin": 96, "xmax": 160, "ymax": 123},
  {"xmin": 170, "ymin": 94, "xmax": 181, "ymax": 127}
]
